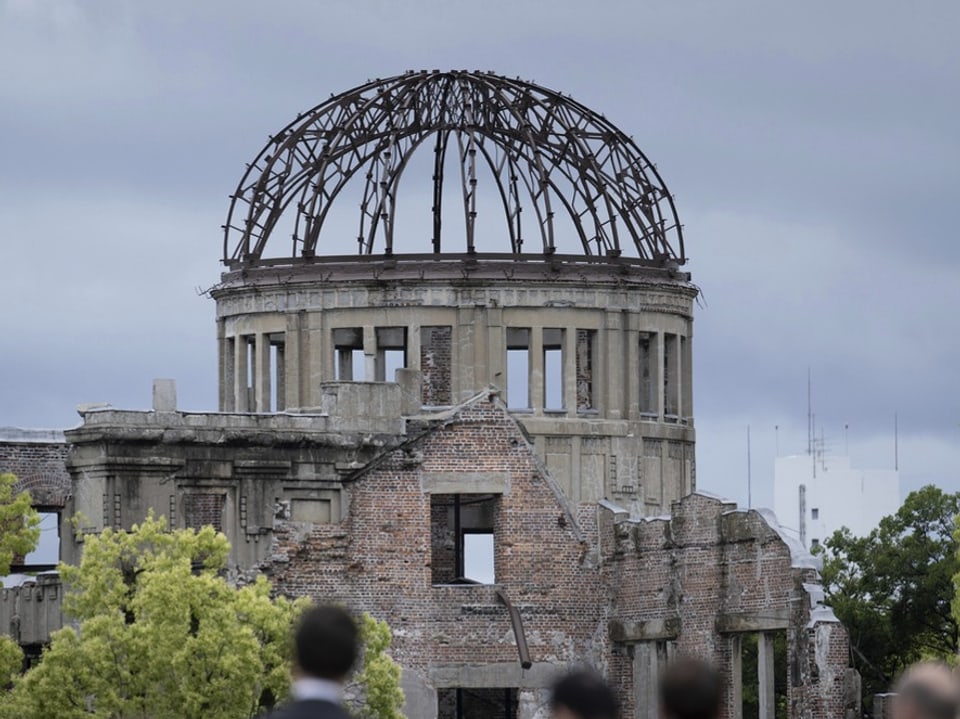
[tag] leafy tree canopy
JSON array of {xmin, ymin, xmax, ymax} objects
[
  {"xmin": 0, "ymin": 512, "xmax": 405, "ymax": 719},
  {"xmin": 0, "ymin": 472, "xmax": 41, "ymax": 576},
  {"xmin": 819, "ymin": 485, "xmax": 960, "ymax": 701}
]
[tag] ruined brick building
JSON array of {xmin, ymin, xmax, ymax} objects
[{"xmin": 1, "ymin": 71, "xmax": 857, "ymax": 719}]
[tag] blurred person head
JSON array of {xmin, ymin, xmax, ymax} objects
[
  {"xmin": 892, "ymin": 662, "xmax": 960, "ymax": 719},
  {"xmin": 658, "ymin": 657, "xmax": 723, "ymax": 719},
  {"xmin": 293, "ymin": 605, "xmax": 359, "ymax": 682},
  {"xmin": 550, "ymin": 669, "xmax": 619, "ymax": 719}
]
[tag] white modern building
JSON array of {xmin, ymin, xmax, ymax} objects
[{"xmin": 773, "ymin": 454, "xmax": 900, "ymax": 550}]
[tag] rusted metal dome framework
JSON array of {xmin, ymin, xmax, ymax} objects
[{"xmin": 223, "ymin": 70, "xmax": 685, "ymax": 266}]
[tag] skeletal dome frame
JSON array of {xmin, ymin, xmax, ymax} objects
[{"xmin": 224, "ymin": 70, "xmax": 684, "ymax": 266}]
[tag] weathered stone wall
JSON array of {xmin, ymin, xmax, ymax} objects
[{"xmin": 0, "ymin": 392, "xmax": 852, "ymax": 718}]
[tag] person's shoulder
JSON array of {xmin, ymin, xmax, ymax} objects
[{"xmin": 264, "ymin": 699, "xmax": 352, "ymax": 719}]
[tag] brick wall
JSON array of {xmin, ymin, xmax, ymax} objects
[
  {"xmin": 266, "ymin": 395, "xmax": 609, "ymax": 675},
  {"xmin": 421, "ymin": 326, "xmax": 452, "ymax": 406},
  {"xmin": 0, "ymin": 438, "xmax": 70, "ymax": 508},
  {"xmin": 182, "ymin": 493, "xmax": 225, "ymax": 532}
]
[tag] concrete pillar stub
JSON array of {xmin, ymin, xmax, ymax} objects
[
  {"xmin": 152, "ymin": 379, "xmax": 177, "ymax": 412},
  {"xmin": 730, "ymin": 634, "xmax": 743, "ymax": 719},
  {"xmin": 758, "ymin": 632, "xmax": 776, "ymax": 719}
]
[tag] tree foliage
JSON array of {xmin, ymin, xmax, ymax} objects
[
  {"xmin": 0, "ymin": 472, "xmax": 41, "ymax": 576},
  {"xmin": 347, "ymin": 613, "xmax": 405, "ymax": 719},
  {"xmin": 0, "ymin": 512, "xmax": 406, "ymax": 719},
  {"xmin": 819, "ymin": 485, "xmax": 960, "ymax": 701},
  {"xmin": 0, "ymin": 513, "xmax": 305, "ymax": 719}
]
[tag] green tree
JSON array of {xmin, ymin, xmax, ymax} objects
[
  {"xmin": 348, "ymin": 613, "xmax": 405, "ymax": 719},
  {"xmin": 0, "ymin": 512, "xmax": 406, "ymax": 719},
  {"xmin": 820, "ymin": 485, "xmax": 960, "ymax": 702},
  {"xmin": 0, "ymin": 472, "xmax": 41, "ymax": 576},
  {"xmin": 0, "ymin": 513, "xmax": 304, "ymax": 719},
  {"xmin": 0, "ymin": 472, "xmax": 41, "ymax": 684}
]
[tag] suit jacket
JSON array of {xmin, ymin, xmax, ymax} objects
[{"xmin": 267, "ymin": 698, "xmax": 352, "ymax": 719}]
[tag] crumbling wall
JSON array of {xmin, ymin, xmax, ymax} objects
[
  {"xmin": 604, "ymin": 495, "xmax": 853, "ymax": 719},
  {"xmin": 265, "ymin": 394, "xmax": 608, "ymax": 691}
]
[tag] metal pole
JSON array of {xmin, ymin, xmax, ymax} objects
[{"xmin": 747, "ymin": 425, "xmax": 752, "ymax": 509}]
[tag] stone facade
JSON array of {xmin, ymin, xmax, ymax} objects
[{"xmin": 0, "ymin": 384, "xmax": 856, "ymax": 718}]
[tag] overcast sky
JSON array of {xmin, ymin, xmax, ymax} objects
[{"xmin": 2, "ymin": 0, "xmax": 958, "ymax": 513}]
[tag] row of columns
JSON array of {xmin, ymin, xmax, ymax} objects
[{"xmin": 217, "ymin": 312, "xmax": 692, "ymax": 420}]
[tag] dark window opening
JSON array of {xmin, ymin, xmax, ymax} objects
[
  {"xmin": 437, "ymin": 688, "xmax": 518, "ymax": 719},
  {"xmin": 664, "ymin": 333, "xmax": 678, "ymax": 417},
  {"xmin": 333, "ymin": 327, "xmax": 364, "ymax": 381},
  {"xmin": 811, "ymin": 508, "xmax": 819, "ymax": 520},
  {"xmin": 543, "ymin": 328, "xmax": 564, "ymax": 410},
  {"xmin": 639, "ymin": 332, "xmax": 655, "ymax": 415},
  {"xmin": 431, "ymin": 494, "xmax": 497, "ymax": 585},
  {"xmin": 506, "ymin": 328, "xmax": 530, "ymax": 410},
  {"xmin": 375, "ymin": 327, "xmax": 407, "ymax": 382},
  {"xmin": 810, "ymin": 538, "xmax": 819, "ymax": 549},
  {"xmin": 575, "ymin": 329, "xmax": 595, "ymax": 411}
]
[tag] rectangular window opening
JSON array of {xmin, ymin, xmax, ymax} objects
[
  {"xmin": 438, "ymin": 688, "xmax": 518, "ymax": 719},
  {"xmin": 375, "ymin": 327, "xmax": 407, "ymax": 382},
  {"xmin": 811, "ymin": 508, "xmax": 819, "ymax": 520},
  {"xmin": 506, "ymin": 328, "xmax": 530, "ymax": 410},
  {"xmin": 333, "ymin": 328, "xmax": 364, "ymax": 381},
  {"xmin": 431, "ymin": 494, "xmax": 497, "ymax": 585},
  {"xmin": 664, "ymin": 333, "xmax": 678, "ymax": 418},
  {"xmin": 543, "ymin": 328, "xmax": 564, "ymax": 410}
]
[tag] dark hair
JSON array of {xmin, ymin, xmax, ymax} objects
[
  {"xmin": 659, "ymin": 658, "xmax": 723, "ymax": 719},
  {"xmin": 550, "ymin": 669, "xmax": 618, "ymax": 719},
  {"xmin": 294, "ymin": 605, "xmax": 359, "ymax": 680}
]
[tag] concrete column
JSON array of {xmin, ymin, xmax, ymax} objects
[
  {"xmin": 563, "ymin": 326, "xmax": 576, "ymax": 416},
  {"xmin": 306, "ymin": 311, "xmax": 325, "ymax": 407},
  {"xmin": 530, "ymin": 326, "xmax": 544, "ymax": 412},
  {"xmin": 363, "ymin": 326, "xmax": 377, "ymax": 382},
  {"xmin": 604, "ymin": 311, "xmax": 624, "ymax": 419},
  {"xmin": 625, "ymin": 324, "xmax": 640, "ymax": 420},
  {"xmin": 285, "ymin": 313, "xmax": 301, "ymax": 410},
  {"xmin": 758, "ymin": 632, "xmax": 776, "ymax": 719},
  {"xmin": 457, "ymin": 307, "xmax": 476, "ymax": 396},
  {"xmin": 633, "ymin": 643, "xmax": 659, "ymax": 719},
  {"xmin": 407, "ymin": 322, "xmax": 422, "ymax": 372},
  {"xmin": 275, "ymin": 342, "xmax": 286, "ymax": 411},
  {"xmin": 487, "ymin": 308, "xmax": 504, "ymax": 396},
  {"xmin": 472, "ymin": 309, "xmax": 488, "ymax": 388},
  {"xmin": 682, "ymin": 332, "xmax": 694, "ymax": 420},
  {"xmin": 221, "ymin": 328, "xmax": 235, "ymax": 412},
  {"xmin": 730, "ymin": 634, "xmax": 743, "ymax": 719},
  {"xmin": 255, "ymin": 333, "xmax": 271, "ymax": 412},
  {"xmin": 234, "ymin": 335, "xmax": 249, "ymax": 412}
]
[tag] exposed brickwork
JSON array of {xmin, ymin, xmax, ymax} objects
[
  {"xmin": 421, "ymin": 326, "xmax": 452, "ymax": 406},
  {"xmin": 3, "ymin": 395, "xmax": 852, "ymax": 718},
  {"xmin": 182, "ymin": 493, "xmax": 225, "ymax": 532},
  {"xmin": 0, "ymin": 439, "xmax": 70, "ymax": 508},
  {"xmin": 575, "ymin": 330, "xmax": 594, "ymax": 410}
]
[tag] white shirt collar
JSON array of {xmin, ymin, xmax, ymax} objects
[{"xmin": 292, "ymin": 677, "xmax": 343, "ymax": 704}]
